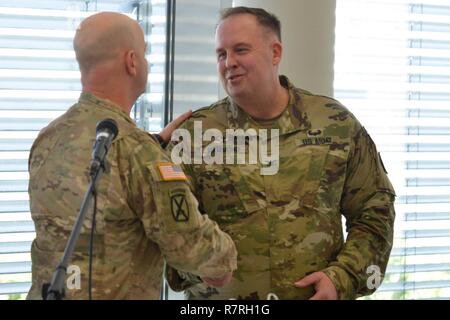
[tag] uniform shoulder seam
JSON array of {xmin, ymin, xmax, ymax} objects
[{"xmin": 192, "ymin": 97, "xmax": 228, "ymax": 115}]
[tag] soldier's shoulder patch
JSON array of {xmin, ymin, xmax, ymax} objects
[
  {"xmin": 157, "ymin": 162, "xmax": 187, "ymax": 181},
  {"xmin": 170, "ymin": 189, "xmax": 189, "ymax": 222}
]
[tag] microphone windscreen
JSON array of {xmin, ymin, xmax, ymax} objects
[{"xmin": 96, "ymin": 119, "xmax": 119, "ymax": 140}]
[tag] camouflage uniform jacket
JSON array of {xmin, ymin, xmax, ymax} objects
[
  {"xmin": 27, "ymin": 93, "xmax": 237, "ymax": 300},
  {"xmin": 168, "ymin": 75, "xmax": 395, "ymax": 300}
]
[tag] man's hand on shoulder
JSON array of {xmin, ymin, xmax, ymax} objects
[{"xmin": 158, "ymin": 110, "xmax": 192, "ymax": 144}]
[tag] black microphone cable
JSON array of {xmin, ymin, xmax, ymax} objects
[{"xmin": 88, "ymin": 187, "xmax": 98, "ymax": 300}]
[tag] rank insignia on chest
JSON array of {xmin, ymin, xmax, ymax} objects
[{"xmin": 157, "ymin": 162, "xmax": 187, "ymax": 181}]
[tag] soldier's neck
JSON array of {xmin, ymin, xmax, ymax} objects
[
  {"xmin": 81, "ymin": 83, "xmax": 135, "ymax": 115},
  {"xmin": 235, "ymin": 84, "xmax": 289, "ymax": 121}
]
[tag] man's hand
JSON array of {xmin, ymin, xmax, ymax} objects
[
  {"xmin": 202, "ymin": 272, "xmax": 232, "ymax": 288},
  {"xmin": 158, "ymin": 110, "xmax": 192, "ymax": 143},
  {"xmin": 294, "ymin": 271, "xmax": 338, "ymax": 300}
]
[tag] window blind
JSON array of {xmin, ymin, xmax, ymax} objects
[
  {"xmin": 136, "ymin": 0, "xmax": 225, "ymax": 131},
  {"xmin": 170, "ymin": 0, "xmax": 224, "ymax": 120},
  {"xmin": 335, "ymin": 0, "xmax": 450, "ymax": 299}
]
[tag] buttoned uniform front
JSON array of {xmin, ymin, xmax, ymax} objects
[
  {"xmin": 167, "ymin": 75, "xmax": 395, "ymax": 300},
  {"xmin": 27, "ymin": 93, "xmax": 237, "ymax": 300}
]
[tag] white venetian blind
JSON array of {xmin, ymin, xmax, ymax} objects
[
  {"xmin": 137, "ymin": 0, "xmax": 224, "ymax": 131},
  {"xmin": 0, "ymin": 0, "xmax": 158, "ymax": 299},
  {"xmin": 335, "ymin": 0, "xmax": 450, "ymax": 299},
  {"xmin": 171, "ymin": 0, "xmax": 223, "ymax": 119}
]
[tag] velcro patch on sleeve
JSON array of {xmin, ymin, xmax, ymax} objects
[{"xmin": 157, "ymin": 162, "xmax": 187, "ymax": 181}]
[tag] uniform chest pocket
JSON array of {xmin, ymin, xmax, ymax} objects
[
  {"xmin": 278, "ymin": 132, "xmax": 350, "ymax": 207},
  {"xmin": 193, "ymin": 163, "xmax": 264, "ymax": 225},
  {"xmin": 276, "ymin": 143, "xmax": 330, "ymax": 206}
]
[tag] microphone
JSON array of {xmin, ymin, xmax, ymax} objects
[{"xmin": 89, "ymin": 119, "xmax": 119, "ymax": 177}]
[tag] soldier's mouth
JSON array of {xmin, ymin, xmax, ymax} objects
[{"xmin": 227, "ymin": 74, "xmax": 244, "ymax": 81}]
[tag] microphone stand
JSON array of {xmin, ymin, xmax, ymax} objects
[{"xmin": 42, "ymin": 147, "xmax": 110, "ymax": 300}]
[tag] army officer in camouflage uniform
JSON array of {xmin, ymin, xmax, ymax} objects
[
  {"xmin": 167, "ymin": 7, "xmax": 395, "ymax": 300},
  {"xmin": 27, "ymin": 12, "xmax": 237, "ymax": 300}
]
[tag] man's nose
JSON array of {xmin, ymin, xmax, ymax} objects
[{"xmin": 225, "ymin": 53, "xmax": 238, "ymax": 69}]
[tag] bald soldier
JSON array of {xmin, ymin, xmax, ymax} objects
[
  {"xmin": 167, "ymin": 7, "xmax": 395, "ymax": 300},
  {"xmin": 27, "ymin": 12, "xmax": 237, "ymax": 300}
]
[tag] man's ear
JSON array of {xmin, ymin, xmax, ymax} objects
[
  {"xmin": 125, "ymin": 50, "xmax": 137, "ymax": 76},
  {"xmin": 272, "ymin": 41, "xmax": 283, "ymax": 66}
]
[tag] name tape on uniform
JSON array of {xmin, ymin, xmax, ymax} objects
[{"xmin": 157, "ymin": 163, "xmax": 187, "ymax": 181}]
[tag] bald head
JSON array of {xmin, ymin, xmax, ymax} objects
[
  {"xmin": 73, "ymin": 12, "xmax": 149, "ymax": 111},
  {"xmin": 74, "ymin": 12, "xmax": 144, "ymax": 73}
]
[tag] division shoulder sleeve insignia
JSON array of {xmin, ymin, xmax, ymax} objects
[{"xmin": 170, "ymin": 189, "xmax": 190, "ymax": 222}]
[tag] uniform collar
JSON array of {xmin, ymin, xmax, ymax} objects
[
  {"xmin": 78, "ymin": 92, "xmax": 135, "ymax": 125},
  {"xmin": 226, "ymin": 75, "xmax": 311, "ymax": 135}
]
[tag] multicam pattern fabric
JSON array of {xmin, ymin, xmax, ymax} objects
[
  {"xmin": 27, "ymin": 93, "xmax": 236, "ymax": 300},
  {"xmin": 167, "ymin": 75, "xmax": 395, "ymax": 300}
]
